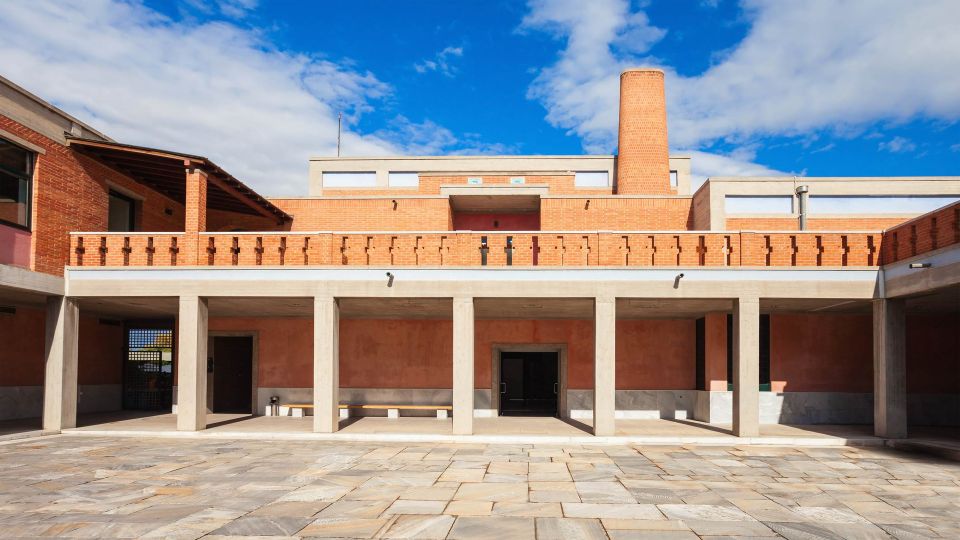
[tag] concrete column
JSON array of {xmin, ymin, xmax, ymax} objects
[
  {"xmin": 43, "ymin": 296, "xmax": 79, "ymax": 432},
  {"xmin": 452, "ymin": 297, "xmax": 474, "ymax": 435},
  {"xmin": 313, "ymin": 296, "xmax": 340, "ymax": 433},
  {"xmin": 732, "ymin": 296, "xmax": 760, "ymax": 437},
  {"xmin": 873, "ymin": 298, "xmax": 907, "ymax": 439},
  {"xmin": 593, "ymin": 297, "xmax": 616, "ymax": 437},
  {"xmin": 177, "ymin": 296, "xmax": 208, "ymax": 431}
]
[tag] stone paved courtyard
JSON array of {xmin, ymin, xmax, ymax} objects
[{"xmin": 0, "ymin": 436, "xmax": 958, "ymax": 539}]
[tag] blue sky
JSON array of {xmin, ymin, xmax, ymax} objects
[{"xmin": 1, "ymin": 0, "xmax": 958, "ymax": 195}]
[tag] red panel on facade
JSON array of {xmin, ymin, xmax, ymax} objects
[
  {"xmin": 452, "ymin": 212, "xmax": 540, "ymax": 231},
  {"xmin": 0, "ymin": 223, "xmax": 30, "ymax": 268}
]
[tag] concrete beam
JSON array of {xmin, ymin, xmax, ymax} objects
[
  {"xmin": 452, "ymin": 297, "xmax": 474, "ymax": 435},
  {"xmin": 43, "ymin": 296, "xmax": 78, "ymax": 431},
  {"xmin": 313, "ymin": 296, "xmax": 340, "ymax": 433},
  {"xmin": 593, "ymin": 297, "xmax": 616, "ymax": 436},
  {"xmin": 732, "ymin": 296, "xmax": 759, "ymax": 437},
  {"xmin": 873, "ymin": 298, "xmax": 907, "ymax": 439},
  {"xmin": 176, "ymin": 296, "xmax": 208, "ymax": 431}
]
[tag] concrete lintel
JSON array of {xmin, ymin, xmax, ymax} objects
[
  {"xmin": 65, "ymin": 268, "xmax": 880, "ymax": 301},
  {"xmin": 0, "ymin": 264, "xmax": 64, "ymax": 296}
]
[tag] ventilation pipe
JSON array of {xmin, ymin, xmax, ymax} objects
[{"xmin": 796, "ymin": 184, "xmax": 809, "ymax": 230}]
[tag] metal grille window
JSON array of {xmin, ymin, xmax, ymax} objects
[{"xmin": 123, "ymin": 327, "xmax": 174, "ymax": 410}]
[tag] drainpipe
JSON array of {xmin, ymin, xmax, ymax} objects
[{"xmin": 795, "ymin": 184, "xmax": 809, "ymax": 231}]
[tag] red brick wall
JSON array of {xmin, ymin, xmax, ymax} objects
[
  {"xmin": 452, "ymin": 212, "xmax": 540, "ymax": 231},
  {"xmin": 1, "ymin": 114, "xmax": 184, "ymax": 276},
  {"xmin": 770, "ymin": 314, "xmax": 873, "ymax": 392},
  {"xmin": 272, "ymin": 198, "xmax": 451, "ymax": 231},
  {"xmin": 208, "ymin": 317, "xmax": 314, "ymax": 389},
  {"xmin": 541, "ymin": 198, "xmax": 692, "ymax": 230},
  {"xmin": 0, "ymin": 308, "xmax": 122, "ymax": 387},
  {"xmin": 726, "ymin": 217, "xmax": 909, "ymax": 231},
  {"xmin": 906, "ymin": 314, "xmax": 960, "ymax": 393},
  {"xmin": 0, "ymin": 307, "xmax": 45, "ymax": 386},
  {"xmin": 616, "ymin": 70, "xmax": 672, "ymax": 195},
  {"xmin": 78, "ymin": 317, "xmax": 123, "ymax": 385}
]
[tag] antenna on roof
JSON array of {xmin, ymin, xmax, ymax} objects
[{"xmin": 337, "ymin": 112, "xmax": 342, "ymax": 157}]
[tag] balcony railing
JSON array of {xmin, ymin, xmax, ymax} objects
[
  {"xmin": 69, "ymin": 230, "xmax": 888, "ymax": 268},
  {"xmin": 879, "ymin": 200, "xmax": 960, "ymax": 264}
]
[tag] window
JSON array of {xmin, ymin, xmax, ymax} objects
[
  {"xmin": 108, "ymin": 190, "xmax": 137, "ymax": 232},
  {"xmin": 809, "ymin": 195, "xmax": 959, "ymax": 215},
  {"xmin": 0, "ymin": 138, "xmax": 34, "ymax": 229},
  {"xmin": 724, "ymin": 195, "xmax": 793, "ymax": 214},
  {"xmin": 322, "ymin": 171, "xmax": 377, "ymax": 188},
  {"xmin": 388, "ymin": 172, "xmax": 419, "ymax": 187},
  {"xmin": 574, "ymin": 171, "xmax": 609, "ymax": 187},
  {"xmin": 670, "ymin": 170, "xmax": 679, "ymax": 188}
]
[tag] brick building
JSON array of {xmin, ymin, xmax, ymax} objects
[{"xmin": 1, "ymin": 70, "xmax": 958, "ymax": 440}]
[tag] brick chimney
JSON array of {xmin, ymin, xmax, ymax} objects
[{"xmin": 616, "ymin": 68, "xmax": 671, "ymax": 194}]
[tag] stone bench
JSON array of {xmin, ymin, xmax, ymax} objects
[{"xmin": 271, "ymin": 403, "xmax": 452, "ymax": 419}]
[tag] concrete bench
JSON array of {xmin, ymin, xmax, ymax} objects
[{"xmin": 272, "ymin": 403, "xmax": 452, "ymax": 419}]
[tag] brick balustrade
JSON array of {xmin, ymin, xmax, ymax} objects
[
  {"xmin": 70, "ymin": 230, "xmax": 891, "ymax": 268},
  {"xmin": 879, "ymin": 200, "xmax": 960, "ymax": 264}
]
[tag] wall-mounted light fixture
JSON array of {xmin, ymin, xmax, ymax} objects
[
  {"xmin": 673, "ymin": 272, "xmax": 684, "ymax": 289},
  {"xmin": 386, "ymin": 271, "xmax": 395, "ymax": 287},
  {"xmin": 392, "ymin": 199, "xmax": 398, "ymax": 210},
  {"xmin": 909, "ymin": 262, "xmax": 931, "ymax": 269},
  {"xmin": 585, "ymin": 199, "xmax": 591, "ymax": 210}
]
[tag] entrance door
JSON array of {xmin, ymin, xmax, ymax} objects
[
  {"xmin": 499, "ymin": 351, "xmax": 558, "ymax": 416},
  {"xmin": 212, "ymin": 336, "xmax": 253, "ymax": 413}
]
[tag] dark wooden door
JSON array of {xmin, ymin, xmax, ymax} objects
[
  {"xmin": 213, "ymin": 336, "xmax": 253, "ymax": 413},
  {"xmin": 499, "ymin": 351, "xmax": 558, "ymax": 417}
]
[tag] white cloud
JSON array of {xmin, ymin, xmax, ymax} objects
[
  {"xmin": 414, "ymin": 46, "xmax": 464, "ymax": 77},
  {"xmin": 0, "ymin": 1, "xmax": 494, "ymax": 196},
  {"xmin": 878, "ymin": 136, "xmax": 916, "ymax": 153},
  {"xmin": 523, "ymin": 0, "xmax": 960, "ymax": 178},
  {"xmin": 182, "ymin": 0, "xmax": 258, "ymax": 19},
  {"xmin": 687, "ymin": 149, "xmax": 786, "ymax": 192}
]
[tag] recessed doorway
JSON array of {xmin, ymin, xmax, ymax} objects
[
  {"xmin": 498, "ymin": 350, "xmax": 560, "ymax": 417},
  {"xmin": 211, "ymin": 335, "xmax": 254, "ymax": 414}
]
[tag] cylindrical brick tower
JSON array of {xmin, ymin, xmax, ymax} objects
[{"xmin": 616, "ymin": 68, "xmax": 671, "ymax": 194}]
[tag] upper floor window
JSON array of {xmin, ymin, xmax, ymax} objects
[
  {"xmin": 388, "ymin": 172, "xmax": 419, "ymax": 187},
  {"xmin": 670, "ymin": 170, "xmax": 679, "ymax": 188},
  {"xmin": 0, "ymin": 138, "xmax": 34, "ymax": 230},
  {"xmin": 322, "ymin": 171, "xmax": 377, "ymax": 188},
  {"xmin": 108, "ymin": 190, "xmax": 137, "ymax": 232},
  {"xmin": 574, "ymin": 171, "xmax": 609, "ymax": 187}
]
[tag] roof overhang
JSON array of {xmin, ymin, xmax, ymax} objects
[{"xmin": 66, "ymin": 137, "xmax": 290, "ymax": 224}]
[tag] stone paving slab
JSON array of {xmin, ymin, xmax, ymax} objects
[{"xmin": 0, "ymin": 435, "xmax": 957, "ymax": 538}]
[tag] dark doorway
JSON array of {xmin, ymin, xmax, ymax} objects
[
  {"xmin": 212, "ymin": 336, "xmax": 253, "ymax": 413},
  {"xmin": 123, "ymin": 325, "xmax": 174, "ymax": 410},
  {"xmin": 499, "ymin": 351, "xmax": 559, "ymax": 417}
]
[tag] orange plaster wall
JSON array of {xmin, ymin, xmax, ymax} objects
[
  {"xmin": 616, "ymin": 320, "xmax": 695, "ymax": 390},
  {"xmin": 475, "ymin": 320, "xmax": 595, "ymax": 389},
  {"xmin": 78, "ymin": 317, "xmax": 123, "ymax": 385},
  {"xmin": 906, "ymin": 314, "xmax": 960, "ymax": 393},
  {"xmin": 208, "ymin": 317, "xmax": 313, "ymax": 388},
  {"xmin": 340, "ymin": 319, "xmax": 453, "ymax": 388},
  {"xmin": 0, "ymin": 307, "xmax": 45, "ymax": 386},
  {"xmin": 704, "ymin": 313, "xmax": 728, "ymax": 390},
  {"xmin": 769, "ymin": 314, "xmax": 873, "ymax": 392}
]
